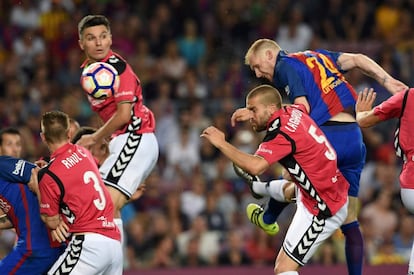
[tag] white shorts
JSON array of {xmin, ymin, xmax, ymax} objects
[
  {"xmin": 100, "ymin": 132, "xmax": 159, "ymax": 198},
  {"xmin": 48, "ymin": 233, "xmax": 122, "ymax": 275},
  {"xmin": 283, "ymin": 197, "xmax": 348, "ymax": 266},
  {"xmin": 401, "ymin": 188, "xmax": 414, "ymax": 213}
]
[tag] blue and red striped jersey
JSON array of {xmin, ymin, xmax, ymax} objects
[
  {"xmin": 273, "ymin": 50, "xmax": 357, "ymax": 125},
  {"xmin": 0, "ymin": 156, "xmax": 61, "ymax": 250}
]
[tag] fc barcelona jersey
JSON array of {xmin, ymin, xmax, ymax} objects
[{"xmin": 273, "ymin": 50, "xmax": 357, "ymax": 125}]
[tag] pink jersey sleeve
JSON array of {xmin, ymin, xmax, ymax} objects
[
  {"xmin": 373, "ymin": 91, "xmax": 405, "ymax": 121},
  {"xmin": 255, "ymin": 135, "xmax": 293, "ymax": 165},
  {"xmin": 38, "ymin": 175, "xmax": 61, "ymax": 217}
]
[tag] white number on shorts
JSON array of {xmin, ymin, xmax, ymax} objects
[
  {"xmin": 308, "ymin": 125, "xmax": 336, "ymax": 160},
  {"xmin": 83, "ymin": 171, "xmax": 106, "ymax": 210}
]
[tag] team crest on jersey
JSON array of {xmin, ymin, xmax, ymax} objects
[
  {"xmin": 108, "ymin": 55, "xmax": 120, "ymax": 64},
  {"xmin": 268, "ymin": 118, "xmax": 281, "ymax": 132}
]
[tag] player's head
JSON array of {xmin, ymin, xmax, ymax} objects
[
  {"xmin": 71, "ymin": 126, "xmax": 109, "ymax": 166},
  {"xmin": 0, "ymin": 127, "xmax": 22, "ymax": 158},
  {"xmin": 40, "ymin": 110, "xmax": 70, "ymax": 146},
  {"xmin": 78, "ymin": 15, "xmax": 112, "ymax": 62},
  {"xmin": 69, "ymin": 118, "xmax": 80, "ymax": 140},
  {"xmin": 245, "ymin": 39, "xmax": 280, "ymax": 81},
  {"xmin": 246, "ymin": 85, "xmax": 282, "ymax": 132}
]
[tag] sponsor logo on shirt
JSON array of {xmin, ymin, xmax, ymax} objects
[{"xmin": 12, "ymin": 159, "xmax": 25, "ymax": 176}]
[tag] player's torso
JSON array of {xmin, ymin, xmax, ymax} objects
[
  {"xmin": 89, "ymin": 54, "xmax": 156, "ymax": 135},
  {"xmin": 0, "ymin": 182, "xmax": 57, "ymax": 250},
  {"xmin": 275, "ymin": 51, "xmax": 357, "ymax": 125},
  {"xmin": 266, "ymin": 106, "xmax": 349, "ymax": 215},
  {"xmin": 397, "ymin": 89, "xmax": 414, "ymax": 159},
  {"xmin": 48, "ymin": 144, "xmax": 118, "ymax": 239}
]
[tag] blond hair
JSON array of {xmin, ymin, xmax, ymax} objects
[
  {"xmin": 245, "ymin": 39, "xmax": 281, "ymax": 65},
  {"xmin": 41, "ymin": 111, "xmax": 70, "ymax": 144},
  {"xmin": 247, "ymin": 84, "xmax": 282, "ymax": 108}
]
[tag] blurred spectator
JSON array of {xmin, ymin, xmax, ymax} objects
[
  {"xmin": 180, "ymin": 173, "xmax": 206, "ymax": 221},
  {"xmin": 177, "ymin": 18, "xmax": 206, "ymax": 69},
  {"xmin": 200, "ymin": 191, "xmax": 227, "ymax": 231},
  {"xmin": 275, "ymin": 4, "xmax": 313, "ymax": 52},
  {"xmin": 218, "ymin": 230, "xmax": 251, "ymax": 266},
  {"xmin": 360, "ymin": 190, "xmax": 398, "ymax": 244},
  {"xmin": 176, "ymin": 216, "xmax": 221, "ymax": 265},
  {"xmin": 10, "ymin": 0, "xmax": 40, "ymax": 31},
  {"xmin": 392, "ymin": 214, "xmax": 414, "ymax": 262}
]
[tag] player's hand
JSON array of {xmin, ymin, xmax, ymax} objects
[
  {"xmin": 28, "ymin": 167, "xmax": 40, "ymax": 196},
  {"xmin": 35, "ymin": 159, "xmax": 48, "ymax": 168},
  {"xmin": 76, "ymin": 134, "xmax": 96, "ymax": 149},
  {"xmin": 51, "ymin": 221, "xmax": 70, "ymax": 243},
  {"xmin": 231, "ymin": 108, "xmax": 252, "ymax": 127},
  {"xmin": 200, "ymin": 126, "xmax": 225, "ymax": 147},
  {"xmin": 356, "ymin": 88, "xmax": 376, "ymax": 113}
]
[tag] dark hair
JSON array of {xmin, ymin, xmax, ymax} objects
[
  {"xmin": 71, "ymin": 126, "xmax": 97, "ymax": 144},
  {"xmin": 78, "ymin": 15, "xmax": 110, "ymax": 37},
  {"xmin": 0, "ymin": 127, "xmax": 21, "ymax": 145}
]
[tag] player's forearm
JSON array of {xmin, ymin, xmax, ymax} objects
[
  {"xmin": 338, "ymin": 53, "xmax": 388, "ymax": 83},
  {"xmin": 94, "ymin": 103, "xmax": 131, "ymax": 141},
  {"xmin": 356, "ymin": 110, "xmax": 380, "ymax": 128},
  {"xmin": 216, "ymin": 141, "xmax": 267, "ymax": 175}
]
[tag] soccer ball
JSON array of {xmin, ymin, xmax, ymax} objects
[{"xmin": 80, "ymin": 62, "xmax": 120, "ymax": 99}]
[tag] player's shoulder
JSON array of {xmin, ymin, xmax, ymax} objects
[{"xmin": 105, "ymin": 53, "xmax": 127, "ymax": 74}]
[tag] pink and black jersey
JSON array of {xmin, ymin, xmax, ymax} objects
[
  {"xmin": 374, "ymin": 88, "xmax": 414, "ymax": 189},
  {"xmin": 81, "ymin": 51, "xmax": 156, "ymax": 137},
  {"xmin": 255, "ymin": 104, "xmax": 349, "ymax": 217},
  {"xmin": 38, "ymin": 143, "xmax": 120, "ymax": 241}
]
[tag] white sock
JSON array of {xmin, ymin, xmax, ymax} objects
[
  {"xmin": 408, "ymin": 242, "xmax": 414, "ymax": 274},
  {"xmin": 253, "ymin": 179, "xmax": 288, "ymax": 201},
  {"xmin": 277, "ymin": 271, "xmax": 298, "ymax": 275}
]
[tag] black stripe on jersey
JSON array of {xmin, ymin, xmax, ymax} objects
[
  {"xmin": 394, "ymin": 88, "xmax": 410, "ymax": 160},
  {"xmin": 52, "ymin": 235, "xmax": 84, "ymax": 275},
  {"xmin": 106, "ymin": 53, "xmax": 127, "ymax": 75},
  {"xmin": 284, "ymin": 215, "xmax": 326, "ymax": 266},
  {"xmin": 38, "ymin": 167, "xmax": 76, "ymax": 224},
  {"xmin": 105, "ymin": 132, "xmax": 142, "ymax": 194},
  {"xmin": 262, "ymin": 116, "xmax": 332, "ymax": 218}
]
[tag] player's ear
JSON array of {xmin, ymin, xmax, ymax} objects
[
  {"xmin": 265, "ymin": 49, "xmax": 273, "ymax": 60},
  {"xmin": 78, "ymin": 39, "xmax": 84, "ymax": 50},
  {"xmin": 40, "ymin": 132, "xmax": 46, "ymax": 143}
]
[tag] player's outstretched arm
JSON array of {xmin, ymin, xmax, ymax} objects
[{"xmin": 338, "ymin": 53, "xmax": 408, "ymax": 95}]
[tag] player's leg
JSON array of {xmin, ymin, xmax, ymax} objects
[
  {"xmin": 322, "ymin": 123, "xmax": 365, "ymax": 275},
  {"xmin": 48, "ymin": 234, "xmax": 122, "ymax": 275},
  {"xmin": 247, "ymin": 179, "xmax": 295, "ymax": 234},
  {"xmin": 400, "ymin": 186, "xmax": 414, "ymax": 274},
  {"xmin": 277, "ymin": 197, "xmax": 348, "ymax": 274}
]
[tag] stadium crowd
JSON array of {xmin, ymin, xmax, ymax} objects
[{"xmin": 0, "ymin": 0, "xmax": 414, "ymax": 270}]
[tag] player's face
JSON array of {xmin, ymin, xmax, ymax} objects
[
  {"xmin": 0, "ymin": 133, "xmax": 22, "ymax": 158},
  {"xmin": 247, "ymin": 97, "xmax": 272, "ymax": 132},
  {"xmin": 79, "ymin": 25, "xmax": 112, "ymax": 61},
  {"xmin": 248, "ymin": 50, "xmax": 275, "ymax": 81}
]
